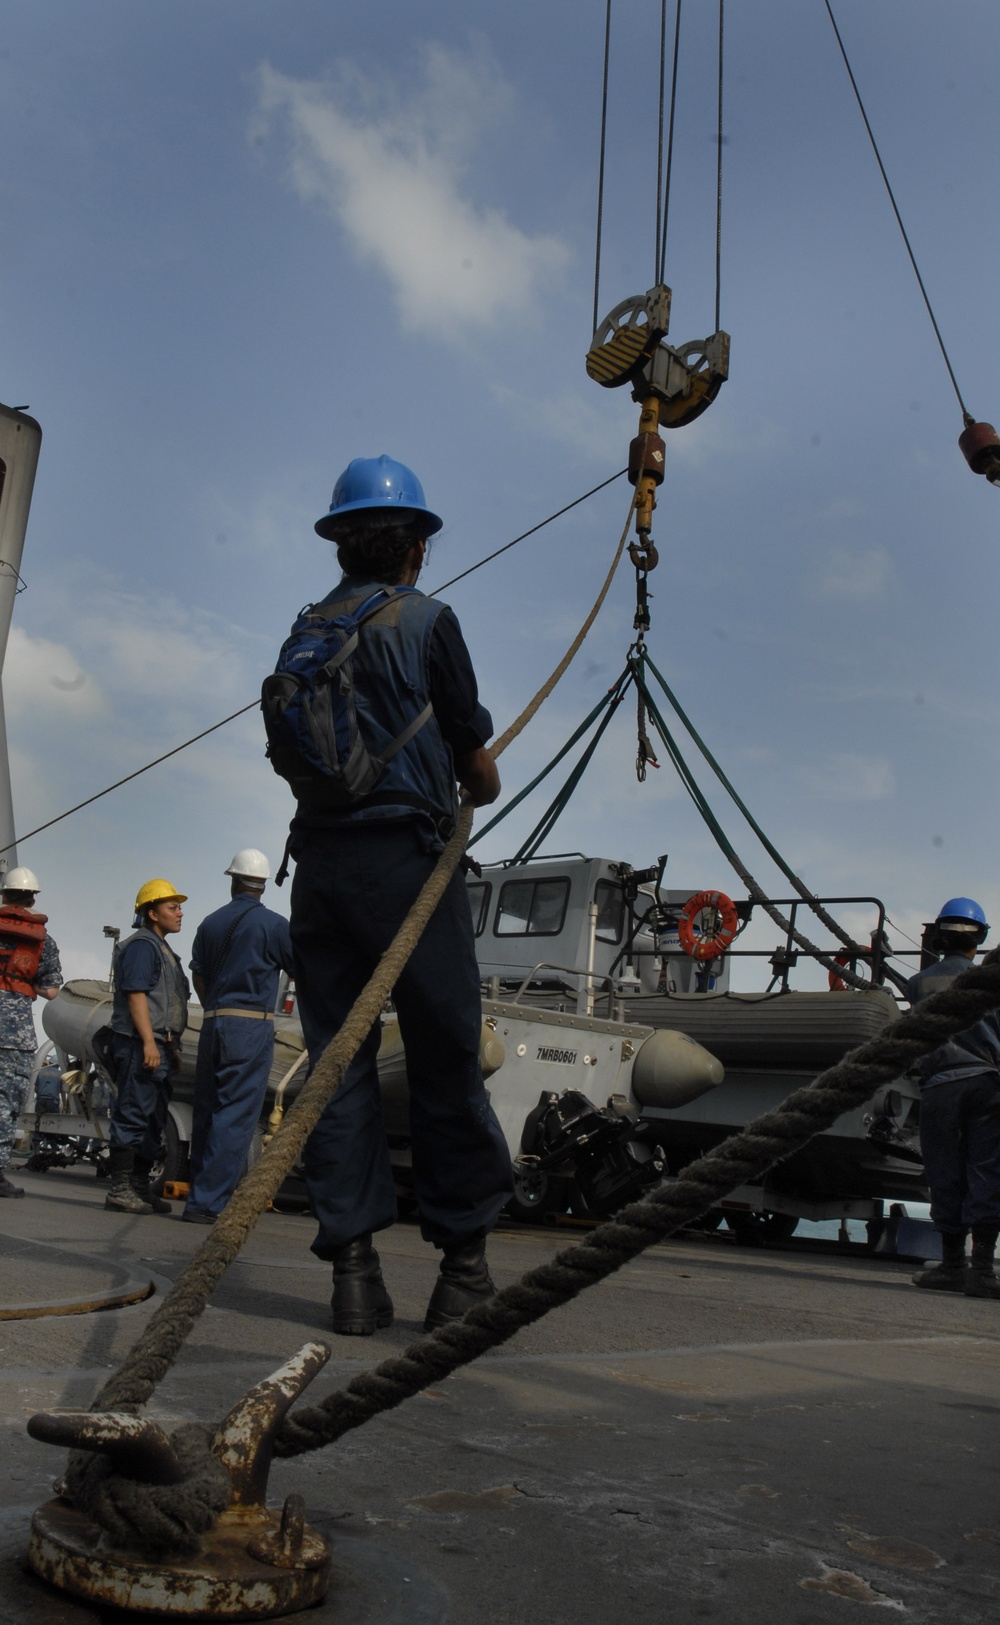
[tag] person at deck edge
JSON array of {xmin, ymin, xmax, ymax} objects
[
  {"xmin": 106, "ymin": 878, "xmax": 190, "ymax": 1216},
  {"xmin": 0, "ymin": 867, "xmax": 62, "ymax": 1199},
  {"xmin": 285, "ymin": 453, "xmax": 512, "ymax": 1336},
  {"xmin": 908, "ymin": 896, "xmax": 1000, "ymax": 1299}
]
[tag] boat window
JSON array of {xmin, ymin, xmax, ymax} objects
[
  {"xmin": 594, "ymin": 879, "xmax": 625, "ymax": 944},
  {"xmin": 466, "ymin": 882, "xmax": 491, "ymax": 937},
  {"xmin": 494, "ymin": 878, "xmax": 570, "ymax": 937}
]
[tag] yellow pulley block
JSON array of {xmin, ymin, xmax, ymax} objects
[
  {"xmin": 586, "ymin": 286, "xmax": 672, "ymax": 388},
  {"xmin": 586, "ymin": 284, "xmax": 730, "ymax": 429},
  {"xmin": 643, "ymin": 332, "xmax": 730, "ymax": 429}
]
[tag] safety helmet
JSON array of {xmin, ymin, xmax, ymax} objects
[
  {"xmin": 3, "ymin": 866, "xmax": 40, "ymax": 893},
  {"xmin": 134, "ymin": 878, "xmax": 187, "ymax": 913},
  {"xmin": 936, "ymin": 896, "xmax": 989, "ymax": 934},
  {"xmin": 314, "ymin": 454, "xmax": 443, "ymax": 541},
  {"xmin": 225, "ymin": 848, "xmax": 270, "ymax": 882}
]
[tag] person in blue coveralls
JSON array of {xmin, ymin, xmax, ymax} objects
[
  {"xmin": 183, "ymin": 849, "xmax": 293, "ymax": 1224},
  {"xmin": 278, "ymin": 454, "xmax": 512, "ymax": 1337},
  {"xmin": 106, "ymin": 878, "xmax": 189, "ymax": 1215},
  {"xmin": 908, "ymin": 896, "xmax": 1000, "ymax": 1299}
]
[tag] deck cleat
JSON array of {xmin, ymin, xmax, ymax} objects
[{"xmin": 25, "ymin": 1341, "xmax": 333, "ymax": 1620}]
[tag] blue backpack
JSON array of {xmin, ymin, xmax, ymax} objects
[{"xmin": 261, "ymin": 587, "xmax": 432, "ymax": 809}]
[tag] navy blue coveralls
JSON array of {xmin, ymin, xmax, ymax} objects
[
  {"xmin": 186, "ymin": 897, "xmax": 294, "ymax": 1218},
  {"xmin": 108, "ymin": 927, "xmax": 189, "ymax": 1161},
  {"xmin": 285, "ymin": 576, "xmax": 512, "ymax": 1256},
  {"xmin": 909, "ymin": 954, "xmax": 1000, "ymax": 1230}
]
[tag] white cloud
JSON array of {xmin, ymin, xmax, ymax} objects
[
  {"xmin": 796, "ymin": 752, "xmax": 896, "ymax": 802},
  {"xmin": 254, "ymin": 49, "xmax": 569, "ymax": 335},
  {"xmin": 4, "ymin": 625, "xmax": 108, "ymax": 725},
  {"xmin": 814, "ymin": 543, "xmax": 893, "ymax": 601}
]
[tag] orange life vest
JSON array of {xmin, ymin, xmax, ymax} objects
[{"xmin": 0, "ymin": 905, "xmax": 48, "ymax": 999}]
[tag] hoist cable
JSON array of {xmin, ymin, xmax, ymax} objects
[
  {"xmin": 592, "ymin": 0, "xmax": 613, "ymax": 336},
  {"xmin": 469, "ymin": 670, "xmax": 632, "ymax": 849},
  {"xmin": 657, "ymin": 0, "xmax": 683, "ymax": 282},
  {"xmin": 2, "ymin": 474, "xmax": 627, "ymax": 860},
  {"xmin": 654, "ymin": 0, "xmax": 668, "ymax": 285},
  {"xmin": 823, "ymin": 0, "xmax": 971, "ymax": 421},
  {"xmin": 714, "ymin": 0, "xmax": 725, "ymax": 332}
]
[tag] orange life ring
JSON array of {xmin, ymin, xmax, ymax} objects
[
  {"xmin": 828, "ymin": 950, "xmax": 864, "ymax": 992},
  {"xmin": 677, "ymin": 889, "xmax": 739, "ymax": 961}
]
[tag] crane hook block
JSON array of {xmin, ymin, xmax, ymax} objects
[
  {"xmin": 586, "ymin": 286, "xmax": 673, "ymax": 389},
  {"xmin": 959, "ymin": 420, "xmax": 1000, "ymax": 487},
  {"xmin": 628, "ymin": 432, "xmax": 666, "ymax": 487}
]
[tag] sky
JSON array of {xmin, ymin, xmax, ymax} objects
[{"xmin": 1, "ymin": 0, "xmax": 999, "ymax": 1007}]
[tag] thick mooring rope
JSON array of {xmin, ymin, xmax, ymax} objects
[{"xmin": 273, "ymin": 954, "xmax": 1000, "ymax": 1453}]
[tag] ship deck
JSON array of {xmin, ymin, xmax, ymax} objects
[{"xmin": 1, "ymin": 1164, "xmax": 998, "ymax": 1623}]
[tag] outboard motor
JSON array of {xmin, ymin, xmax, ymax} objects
[{"xmin": 520, "ymin": 1089, "xmax": 665, "ymax": 1217}]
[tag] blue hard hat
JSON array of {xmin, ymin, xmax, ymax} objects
[
  {"xmin": 314, "ymin": 454, "xmax": 443, "ymax": 540},
  {"xmin": 936, "ymin": 896, "xmax": 988, "ymax": 931}
]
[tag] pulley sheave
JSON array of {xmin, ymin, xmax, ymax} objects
[
  {"xmin": 586, "ymin": 284, "xmax": 730, "ymax": 430},
  {"xmin": 586, "ymin": 287, "xmax": 673, "ymax": 388}
]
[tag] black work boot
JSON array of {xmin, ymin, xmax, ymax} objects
[
  {"xmin": 912, "ymin": 1228, "xmax": 967, "ymax": 1291},
  {"xmin": 424, "ymin": 1235, "xmax": 496, "ymax": 1331},
  {"xmin": 331, "ymin": 1234, "xmax": 393, "ymax": 1335},
  {"xmin": 132, "ymin": 1155, "xmax": 172, "ymax": 1214},
  {"xmin": 965, "ymin": 1223, "xmax": 1000, "ymax": 1299},
  {"xmin": 104, "ymin": 1147, "xmax": 153, "ymax": 1215},
  {"xmin": 0, "ymin": 1171, "xmax": 24, "ymax": 1198}
]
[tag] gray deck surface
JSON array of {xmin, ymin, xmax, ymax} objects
[{"xmin": 1, "ymin": 1163, "xmax": 999, "ymax": 1623}]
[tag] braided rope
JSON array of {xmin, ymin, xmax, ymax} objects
[{"xmin": 274, "ymin": 956, "xmax": 1000, "ymax": 1454}]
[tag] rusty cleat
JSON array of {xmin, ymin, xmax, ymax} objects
[{"xmin": 25, "ymin": 1341, "xmax": 333, "ymax": 1620}]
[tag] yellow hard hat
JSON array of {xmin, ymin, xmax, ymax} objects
[{"xmin": 134, "ymin": 878, "xmax": 187, "ymax": 912}]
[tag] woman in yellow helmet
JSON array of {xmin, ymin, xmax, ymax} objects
[{"xmin": 104, "ymin": 879, "xmax": 190, "ymax": 1215}]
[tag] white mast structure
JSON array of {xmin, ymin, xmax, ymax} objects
[{"xmin": 0, "ymin": 403, "xmax": 42, "ymax": 881}]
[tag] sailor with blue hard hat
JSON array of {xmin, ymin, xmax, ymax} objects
[
  {"xmin": 314, "ymin": 454, "xmax": 444, "ymax": 540},
  {"xmin": 276, "ymin": 452, "xmax": 511, "ymax": 1337},
  {"xmin": 908, "ymin": 893, "xmax": 1000, "ymax": 1300}
]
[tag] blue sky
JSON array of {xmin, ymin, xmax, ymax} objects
[{"xmin": 2, "ymin": 1, "xmax": 999, "ymax": 995}]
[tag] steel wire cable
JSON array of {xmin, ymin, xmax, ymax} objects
[
  {"xmin": 654, "ymin": 0, "xmax": 668, "ymax": 284},
  {"xmin": 714, "ymin": 0, "xmax": 724, "ymax": 332},
  {"xmin": 823, "ymin": 0, "xmax": 971, "ymax": 420},
  {"xmin": 593, "ymin": 0, "xmax": 613, "ymax": 337},
  {"xmin": 657, "ymin": 0, "xmax": 683, "ymax": 283}
]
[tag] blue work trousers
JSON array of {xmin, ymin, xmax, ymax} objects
[
  {"xmin": 290, "ymin": 821, "xmax": 512, "ymax": 1253},
  {"xmin": 187, "ymin": 1015, "xmax": 274, "ymax": 1217},
  {"xmin": 919, "ymin": 1072, "xmax": 1000, "ymax": 1230},
  {"xmin": 107, "ymin": 1032, "xmax": 172, "ymax": 1160}
]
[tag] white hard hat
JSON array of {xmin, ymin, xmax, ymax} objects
[
  {"xmin": 225, "ymin": 848, "xmax": 270, "ymax": 882},
  {"xmin": 4, "ymin": 866, "xmax": 40, "ymax": 893}
]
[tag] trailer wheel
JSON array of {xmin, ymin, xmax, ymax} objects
[
  {"xmin": 725, "ymin": 1210, "xmax": 798, "ymax": 1246},
  {"xmin": 151, "ymin": 1113, "xmax": 188, "ymax": 1198},
  {"xmin": 506, "ymin": 1165, "xmax": 553, "ymax": 1224}
]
